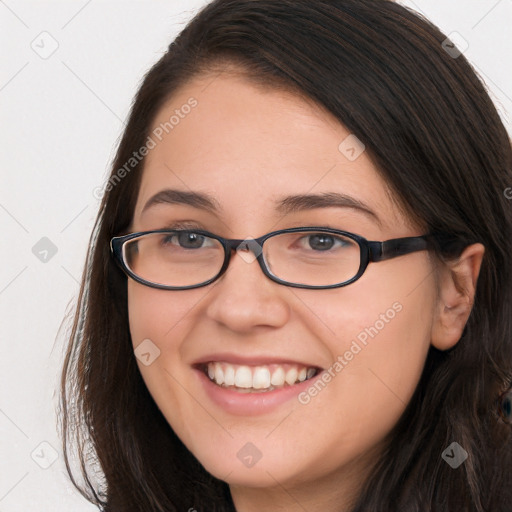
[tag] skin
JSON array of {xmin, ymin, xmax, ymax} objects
[{"xmin": 127, "ymin": 68, "xmax": 484, "ymax": 512}]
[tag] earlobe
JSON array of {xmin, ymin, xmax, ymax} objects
[{"xmin": 431, "ymin": 243, "xmax": 485, "ymax": 351}]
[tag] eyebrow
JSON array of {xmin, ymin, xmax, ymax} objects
[
  {"xmin": 141, "ymin": 189, "xmax": 221, "ymax": 215},
  {"xmin": 141, "ymin": 188, "xmax": 382, "ymax": 226},
  {"xmin": 275, "ymin": 192, "xmax": 381, "ymax": 226}
]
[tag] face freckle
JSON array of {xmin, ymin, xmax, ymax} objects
[{"xmin": 127, "ymin": 70, "xmax": 438, "ymax": 500}]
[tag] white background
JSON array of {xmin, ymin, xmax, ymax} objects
[{"xmin": 1, "ymin": 1, "xmax": 511, "ymax": 510}]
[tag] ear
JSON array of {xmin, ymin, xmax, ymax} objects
[{"xmin": 431, "ymin": 243, "xmax": 485, "ymax": 351}]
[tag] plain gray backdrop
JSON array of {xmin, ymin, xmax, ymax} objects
[{"xmin": 1, "ymin": 1, "xmax": 511, "ymax": 510}]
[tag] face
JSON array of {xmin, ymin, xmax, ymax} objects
[{"xmin": 127, "ymin": 70, "xmax": 438, "ymax": 496}]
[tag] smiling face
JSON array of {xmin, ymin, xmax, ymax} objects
[{"xmin": 126, "ymin": 69, "xmax": 439, "ymax": 504}]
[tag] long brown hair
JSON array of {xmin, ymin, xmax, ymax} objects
[{"xmin": 59, "ymin": 1, "xmax": 512, "ymax": 510}]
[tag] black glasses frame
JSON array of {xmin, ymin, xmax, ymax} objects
[{"xmin": 110, "ymin": 226, "xmax": 439, "ymax": 290}]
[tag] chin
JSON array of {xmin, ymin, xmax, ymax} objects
[{"xmin": 188, "ymin": 440, "xmax": 315, "ymax": 489}]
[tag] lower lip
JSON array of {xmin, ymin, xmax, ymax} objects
[{"xmin": 194, "ymin": 367, "xmax": 323, "ymax": 416}]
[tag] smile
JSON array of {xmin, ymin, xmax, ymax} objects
[{"xmin": 202, "ymin": 362, "xmax": 320, "ymax": 393}]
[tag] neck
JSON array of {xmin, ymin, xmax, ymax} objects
[{"xmin": 228, "ymin": 447, "xmax": 380, "ymax": 512}]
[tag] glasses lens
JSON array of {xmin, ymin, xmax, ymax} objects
[
  {"xmin": 263, "ymin": 230, "xmax": 361, "ymax": 286},
  {"xmin": 123, "ymin": 231, "xmax": 224, "ymax": 287}
]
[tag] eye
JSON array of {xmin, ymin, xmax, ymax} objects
[
  {"xmin": 162, "ymin": 231, "xmax": 213, "ymax": 250},
  {"xmin": 298, "ymin": 233, "xmax": 350, "ymax": 251}
]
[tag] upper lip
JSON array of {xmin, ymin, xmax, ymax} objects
[{"xmin": 191, "ymin": 352, "xmax": 324, "ymax": 369}]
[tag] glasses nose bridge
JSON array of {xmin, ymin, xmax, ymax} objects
[
  {"xmin": 224, "ymin": 231, "xmax": 267, "ymax": 251},
  {"xmin": 223, "ymin": 236, "xmax": 267, "ymax": 271}
]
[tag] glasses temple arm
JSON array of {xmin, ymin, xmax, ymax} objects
[{"xmin": 368, "ymin": 236, "xmax": 431, "ymax": 262}]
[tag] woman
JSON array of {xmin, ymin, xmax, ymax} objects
[{"xmin": 59, "ymin": 0, "xmax": 512, "ymax": 510}]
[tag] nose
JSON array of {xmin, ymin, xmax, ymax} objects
[{"xmin": 204, "ymin": 246, "xmax": 290, "ymax": 332}]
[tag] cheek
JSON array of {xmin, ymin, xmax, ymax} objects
[
  {"xmin": 127, "ymin": 282, "xmax": 190, "ymax": 401},
  {"xmin": 296, "ymin": 258, "xmax": 436, "ymax": 432},
  {"xmin": 126, "ymin": 282, "xmax": 201, "ymax": 440},
  {"xmin": 127, "ymin": 281, "xmax": 196, "ymax": 344}
]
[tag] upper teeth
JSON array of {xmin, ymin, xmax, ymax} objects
[{"xmin": 206, "ymin": 362, "xmax": 317, "ymax": 391}]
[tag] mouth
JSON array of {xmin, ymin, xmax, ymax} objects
[{"xmin": 195, "ymin": 362, "xmax": 322, "ymax": 393}]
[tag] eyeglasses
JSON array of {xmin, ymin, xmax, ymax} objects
[{"xmin": 110, "ymin": 226, "xmax": 440, "ymax": 290}]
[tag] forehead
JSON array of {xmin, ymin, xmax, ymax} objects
[{"xmin": 133, "ymin": 71, "xmax": 408, "ymax": 232}]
